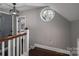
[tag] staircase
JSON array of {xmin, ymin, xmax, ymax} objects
[{"xmin": 0, "ymin": 29, "xmax": 29, "ymax": 56}]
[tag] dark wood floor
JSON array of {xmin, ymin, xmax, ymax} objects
[{"xmin": 29, "ymin": 47, "xmax": 69, "ymax": 56}]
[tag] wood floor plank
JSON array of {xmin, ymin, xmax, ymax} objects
[{"xmin": 29, "ymin": 47, "xmax": 69, "ymax": 56}]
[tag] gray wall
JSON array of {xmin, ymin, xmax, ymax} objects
[
  {"xmin": 71, "ymin": 20, "xmax": 79, "ymax": 48},
  {"xmin": 21, "ymin": 7, "xmax": 71, "ymax": 50},
  {"xmin": 71, "ymin": 20, "xmax": 79, "ymax": 55}
]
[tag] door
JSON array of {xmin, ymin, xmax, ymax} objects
[
  {"xmin": 16, "ymin": 16, "xmax": 26, "ymax": 33},
  {"xmin": 0, "ymin": 13, "xmax": 12, "ymax": 36},
  {"xmin": 2, "ymin": 14, "xmax": 12, "ymax": 36}
]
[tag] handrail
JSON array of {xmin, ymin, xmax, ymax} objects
[{"xmin": 0, "ymin": 32, "xmax": 26, "ymax": 43}]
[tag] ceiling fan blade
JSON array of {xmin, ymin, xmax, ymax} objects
[{"xmin": 5, "ymin": 3, "xmax": 13, "ymax": 8}]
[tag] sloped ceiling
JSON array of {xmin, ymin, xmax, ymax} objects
[
  {"xmin": 0, "ymin": 3, "xmax": 79, "ymax": 21},
  {"xmin": 49, "ymin": 3, "xmax": 79, "ymax": 21}
]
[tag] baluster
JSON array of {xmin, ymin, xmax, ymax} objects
[
  {"xmin": 13, "ymin": 38, "xmax": 15, "ymax": 56},
  {"xmin": 26, "ymin": 29, "xmax": 29, "ymax": 56},
  {"xmin": 22, "ymin": 35, "xmax": 26, "ymax": 54},
  {"xmin": 8, "ymin": 40, "xmax": 11, "ymax": 56},
  {"xmin": 22, "ymin": 36, "xmax": 23, "ymax": 55},
  {"xmin": 2, "ymin": 42, "xmax": 5, "ymax": 56},
  {"xmin": 20, "ymin": 36, "xmax": 22, "ymax": 55},
  {"xmin": 17, "ymin": 37, "xmax": 19, "ymax": 56}
]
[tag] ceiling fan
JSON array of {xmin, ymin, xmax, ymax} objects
[{"xmin": 9, "ymin": 3, "xmax": 19, "ymax": 16}]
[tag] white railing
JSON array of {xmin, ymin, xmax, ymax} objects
[{"xmin": 0, "ymin": 29, "xmax": 29, "ymax": 56}]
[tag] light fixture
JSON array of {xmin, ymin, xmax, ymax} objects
[
  {"xmin": 40, "ymin": 7, "xmax": 55, "ymax": 22},
  {"xmin": 9, "ymin": 3, "xmax": 19, "ymax": 16}
]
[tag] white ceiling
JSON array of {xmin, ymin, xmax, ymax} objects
[
  {"xmin": 0, "ymin": 3, "xmax": 45, "ymax": 12},
  {"xmin": 0, "ymin": 3, "xmax": 79, "ymax": 21}
]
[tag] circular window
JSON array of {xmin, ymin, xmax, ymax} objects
[{"xmin": 40, "ymin": 7, "xmax": 55, "ymax": 22}]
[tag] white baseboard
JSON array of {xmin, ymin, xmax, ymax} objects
[
  {"xmin": 29, "ymin": 45, "xmax": 35, "ymax": 50},
  {"xmin": 34, "ymin": 44, "xmax": 71, "ymax": 55}
]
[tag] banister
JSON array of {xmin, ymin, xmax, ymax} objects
[{"xmin": 0, "ymin": 32, "xmax": 26, "ymax": 43}]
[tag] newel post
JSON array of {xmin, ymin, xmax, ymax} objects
[{"xmin": 25, "ymin": 28, "xmax": 29, "ymax": 56}]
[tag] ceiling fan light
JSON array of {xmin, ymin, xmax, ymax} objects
[
  {"xmin": 9, "ymin": 3, "xmax": 19, "ymax": 16},
  {"xmin": 12, "ymin": 12, "xmax": 17, "ymax": 15},
  {"xmin": 9, "ymin": 9, "xmax": 19, "ymax": 16}
]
